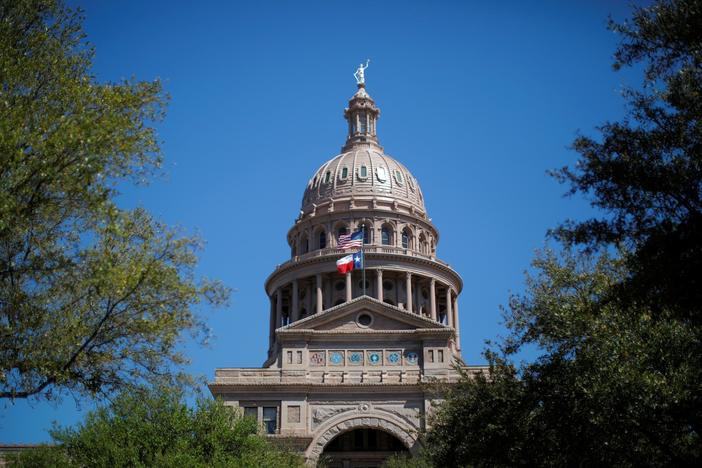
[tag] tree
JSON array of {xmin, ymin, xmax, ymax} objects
[
  {"xmin": 422, "ymin": 0, "xmax": 702, "ymax": 466},
  {"xmin": 0, "ymin": 0, "xmax": 229, "ymax": 401},
  {"xmin": 426, "ymin": 250, "xmax": 700, "ymax": 466},
  {"xmin": 553, "ymin": 0, "xmax": 702, "ymax": 325},
  {"xmin": 9, "ymin": 387, "xmax": 305, "ymax": 467}
]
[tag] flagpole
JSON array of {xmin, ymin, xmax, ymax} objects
[{"xmin": 362, "ymin": 226, "xmax": 366, "ymax": 297}]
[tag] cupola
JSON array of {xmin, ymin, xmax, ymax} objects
[{"xmin": 341, "ymin": 83, "xmax": 382, "ymax": 152}]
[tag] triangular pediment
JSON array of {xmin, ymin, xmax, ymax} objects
[{"xmin": 281, "ymin": 296, "xmax": 445, "ymax": 333}]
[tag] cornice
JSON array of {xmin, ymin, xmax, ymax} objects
[{"xmin": 265, "ymin": 251, "xmax": 462, "ymax": 295}]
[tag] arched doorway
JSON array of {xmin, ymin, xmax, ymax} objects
[{"xmin": 319, "ymin": 427, "xmax": 408, "ymax": 468}]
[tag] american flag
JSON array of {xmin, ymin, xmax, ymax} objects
[{"xmin": 337, "ymin": 230, "xmax": 363, "ymax": 250}]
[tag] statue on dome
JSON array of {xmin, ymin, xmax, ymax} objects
[{"xmin": 354, "ymin": 59, "xmax": 370, "ymax": 85}]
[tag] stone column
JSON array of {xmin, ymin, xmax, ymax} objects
[
  {"xmin": 430, "ymin": 278, "xmax": 437, "ymax": 321},
  {"xmin": 305, "ymin": 282, "xmax": 312, "ymax": 316},
  {"xmin": 276, "ymin": 289, "xmax": 283, "ymax": 328},
  {"xmin": 454, "ymin": 295, "xmax": 461, "ymax": 351},
  {"xmin": 446, "ymin": 288, "xmax": 453, "ymax": 328},
  {"xmin": 376, "ymin": 269, "xmax": 383, "ymax": 302},
  {"xmin": 316, "ymin": 274, "xmax": 323, "ymax": 314},
  {"xmin": 268, "ymin": 295, "xmax": 275, "ymax": 348},
  {"xmin": 405, "ymin": 272, "xmax": 413, "ymax": 312},
  {"xmin": 325, "ymin": 277, "xmax": 332, "ymax": 309},
  {"xmin": 291, "ymin": 280, "xmax": 299, "ymax": 322},
  {"xmin": 346, "ymin": 272, "xmax": 352, "ymax": 302}
]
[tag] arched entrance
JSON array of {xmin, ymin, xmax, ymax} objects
[
  {"xmin": 320, "ymin": 428, "xmax": 408, "ymax": 468},
  {"xmin": 306, "ymin": 413, "xmax": 418, "ymax": 467}
]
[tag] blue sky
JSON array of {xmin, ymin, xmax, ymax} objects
[{"xmin": 2, "ymin": 0, "xmax": 644, "ymax": 443}]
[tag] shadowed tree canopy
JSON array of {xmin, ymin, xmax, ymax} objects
[
  {"xmin": 0, "ymin": 0, "xmax": 229, "ymax": 401},
  {"xmin": 416, "ymin": 1, "xmax": 702, "ymax": 466},
  {"xmin": 552, "ymin": 0, "xmax": 702, "ymax": 322}
]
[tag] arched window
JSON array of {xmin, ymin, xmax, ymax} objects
[
  {"xmin": 337, "ymin": 226, "xmax": 348, "ymax": 239},
  {"xmin": 319, "ymin": 231, "xmax": 326, "ymax": 249},
  {"xmin": 359, "ymin": 165, "xmax": 368, "ymax": 179},
  {"xmin": 324, "ymin": 171, "xmax": 331, "ymax": 184},
  {"xmin": 381, "ymin": 226, "xmax": 392, "ymax": 246},
  {"xmin": 340, "ymin": 167, "xmax": 348, "ymax": 180},
  {"xmin": 300, "ymin": 235, "xmax": 309, "ymax": 254},
  {"xmin": 402, "ymin": 229, "xmax": 410, "ymax": 249}
]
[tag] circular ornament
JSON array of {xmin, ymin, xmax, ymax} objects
[
  {"xmin": 368, "ymin": 352, "xmax": 381, "ymax": 365},
  {"xmin": 330, "ymin": 352, "xmax": 343, "ymax": 365},
  {"xmin": 406, "ymin": 352, "xmax": 419, "ymax": 364}
]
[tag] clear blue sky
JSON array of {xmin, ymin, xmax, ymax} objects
[{"xmin": 2, "ymin": 0, "xmax": 644, "ymax": 443}]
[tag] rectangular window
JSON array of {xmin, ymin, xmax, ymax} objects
[
  {"xmin": 360, "ymin": 166, "xmax": 368, "ymax": 178},
  {"xmin": 341, "ymin": 167, "xmax": 348, "ymax": 179},
  {"xmin": 438, "ymin": 350, "xmax": 444, "ymax": 362},
  {"xmin": 263, "ymin": 407, "xmax": 277, "ymax": 434},
  {"xmin": 296, "ymin": 350, "xmax": 303, "ymax": 364},
  {"xmin": 287, "ymin": 405, "xmax": 301, "ymax": 424},
  {"xmin": 286, "ymin": 351, "xmax": 292, "ymax": 364},
  {"xmin": 428, "ymin": 350, "xmax": 434, "ymax": 363},
  {"xmin": 244, "ymin": 406, "xmax": 257, "ymax": 419}
]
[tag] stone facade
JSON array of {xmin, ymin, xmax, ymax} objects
[{"xmin": 209, "ymin": 82, "xmax": 486, "ymax": 466}]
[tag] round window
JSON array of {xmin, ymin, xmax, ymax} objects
[
  {"xmin": 358, "ymin": 280, "xmax": 370, "ymax": 290},
  {"xmin": 383, "ymin": 280, "xmax": 394, "ymax": 291},
  {"xmin": 335, "ymin": 281, "xmax": 345, "ymax": 291},
  {"xmin": 357, "ymin": 313, "xmax": 373, "ymax": 327}
]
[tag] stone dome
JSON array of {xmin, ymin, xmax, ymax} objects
[
  {"xmin": 302, "ymin": 149, "xmax": 426, "ymax": 213},
  {"xmin": 300, "ymin": 83, "xmax": 426, "ymax": 215}
]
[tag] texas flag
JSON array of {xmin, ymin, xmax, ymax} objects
[{"xmin": 336, "ymin": 251, "xmax": 363, "ymax": 274}]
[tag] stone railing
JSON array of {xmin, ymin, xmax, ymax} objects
[
  {"xmin": 278, "ymin": 246, "xmax": 452, "ymax": 270},
  {"xmin": 214, "ymin": 368, "xmax": 422, "ymax": 385},
  {"xmin": 213, "ymin": 366, "xmax": 487, "ymax": 386}
]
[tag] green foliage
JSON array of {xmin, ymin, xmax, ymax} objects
[
  {"xmin": 0, "ymin": 0, "xmax": 229, "ymax": 401},
  {"xmin": 426, "ymin": 251, "xmax": 700, "ymax": 466},
  {"xmin": 422, "ymin": 0, "xmax": 702, "ymax": 466},
  {"xmin": 552, "ymin": 0, "xmax": 702, "ymax": 322},
  {"xmin": 9, "ymin": 387, "xmax": 305, "ymax": 468},
  {"xmin": 382, "ymin": 452, "xmax": 433, "ymax": 468}
]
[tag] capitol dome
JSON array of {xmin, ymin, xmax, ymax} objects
[
  {"xmin": 300, "ymin": 84, "xmax": 426, "ymax": 218},
  {"xmin": 302, "ymin": 149, "xmax": 426, "ymax": 214}
]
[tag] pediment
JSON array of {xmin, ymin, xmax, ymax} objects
[{"xmin": 281, "ymin": 296, "xmax": 445, "ymax": 333}]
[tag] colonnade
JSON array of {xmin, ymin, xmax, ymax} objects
[{"xmin": 268, "ymin": 269, "xmax": 461, "ymax": 351}]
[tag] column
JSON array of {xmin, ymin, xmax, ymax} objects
[
  {"xmin": 276, "ymin": 289, "xmax": 283, "ymax": 329},
  {"xmin": 376, "ymin": 269, "xmax": 383, "ymax": 302},
  {"xmin": 305, "ymin": 282, "xmax": 312, "ymax": 315},
  {"xmin": 268, "ymin": 295, "xmax": 275, "ymax": 349},
  {"xmin": 446, "ymin": 288, "xmax": 454, "ymax": 328},
  {"xmin": 454, "ymin": 296, "xmax": 461, "ymax": 351},
  {"xmin": 430, "ymin": 278, "xmax": 437, "ymax": 321},
  {"xmin": 316, "ymin": 274, "xmax": 323, "ymax": 314},
  {"xmin": 405, "ymin": 272, "xmax": 413, "ymax": 312},
  {"xmin": 346, "ymin": 272, "xmax": 352, "ymax": 302},
  {"xmin": 325, "ymin": 277, "xmax": 332, "ymax": 309},
  {"xmin": 291, "ymin": 280, "xmax": 299, "ymax": 322}
]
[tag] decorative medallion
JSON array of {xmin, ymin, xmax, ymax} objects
[
  {"xmin": 406, "ymin": 351, "xmax": 419, "ymax": 365},
  {"xmin": 348, "ymin": 351, "xmax": 363, "ymax": 366},
  {"xmin": 309, "ymin": 351, "xmax": 326, "ymax": 366},
  {"xmin": 367, "ymin": 351, "xmax": 382, "ymax": 365},
  {"xmin": 386, "ymin": 351, "xmax": 401, "ymax": 365},
  {"xmin": 329, "ymin": 351, "xmax": 344, "ymax": 366}
]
